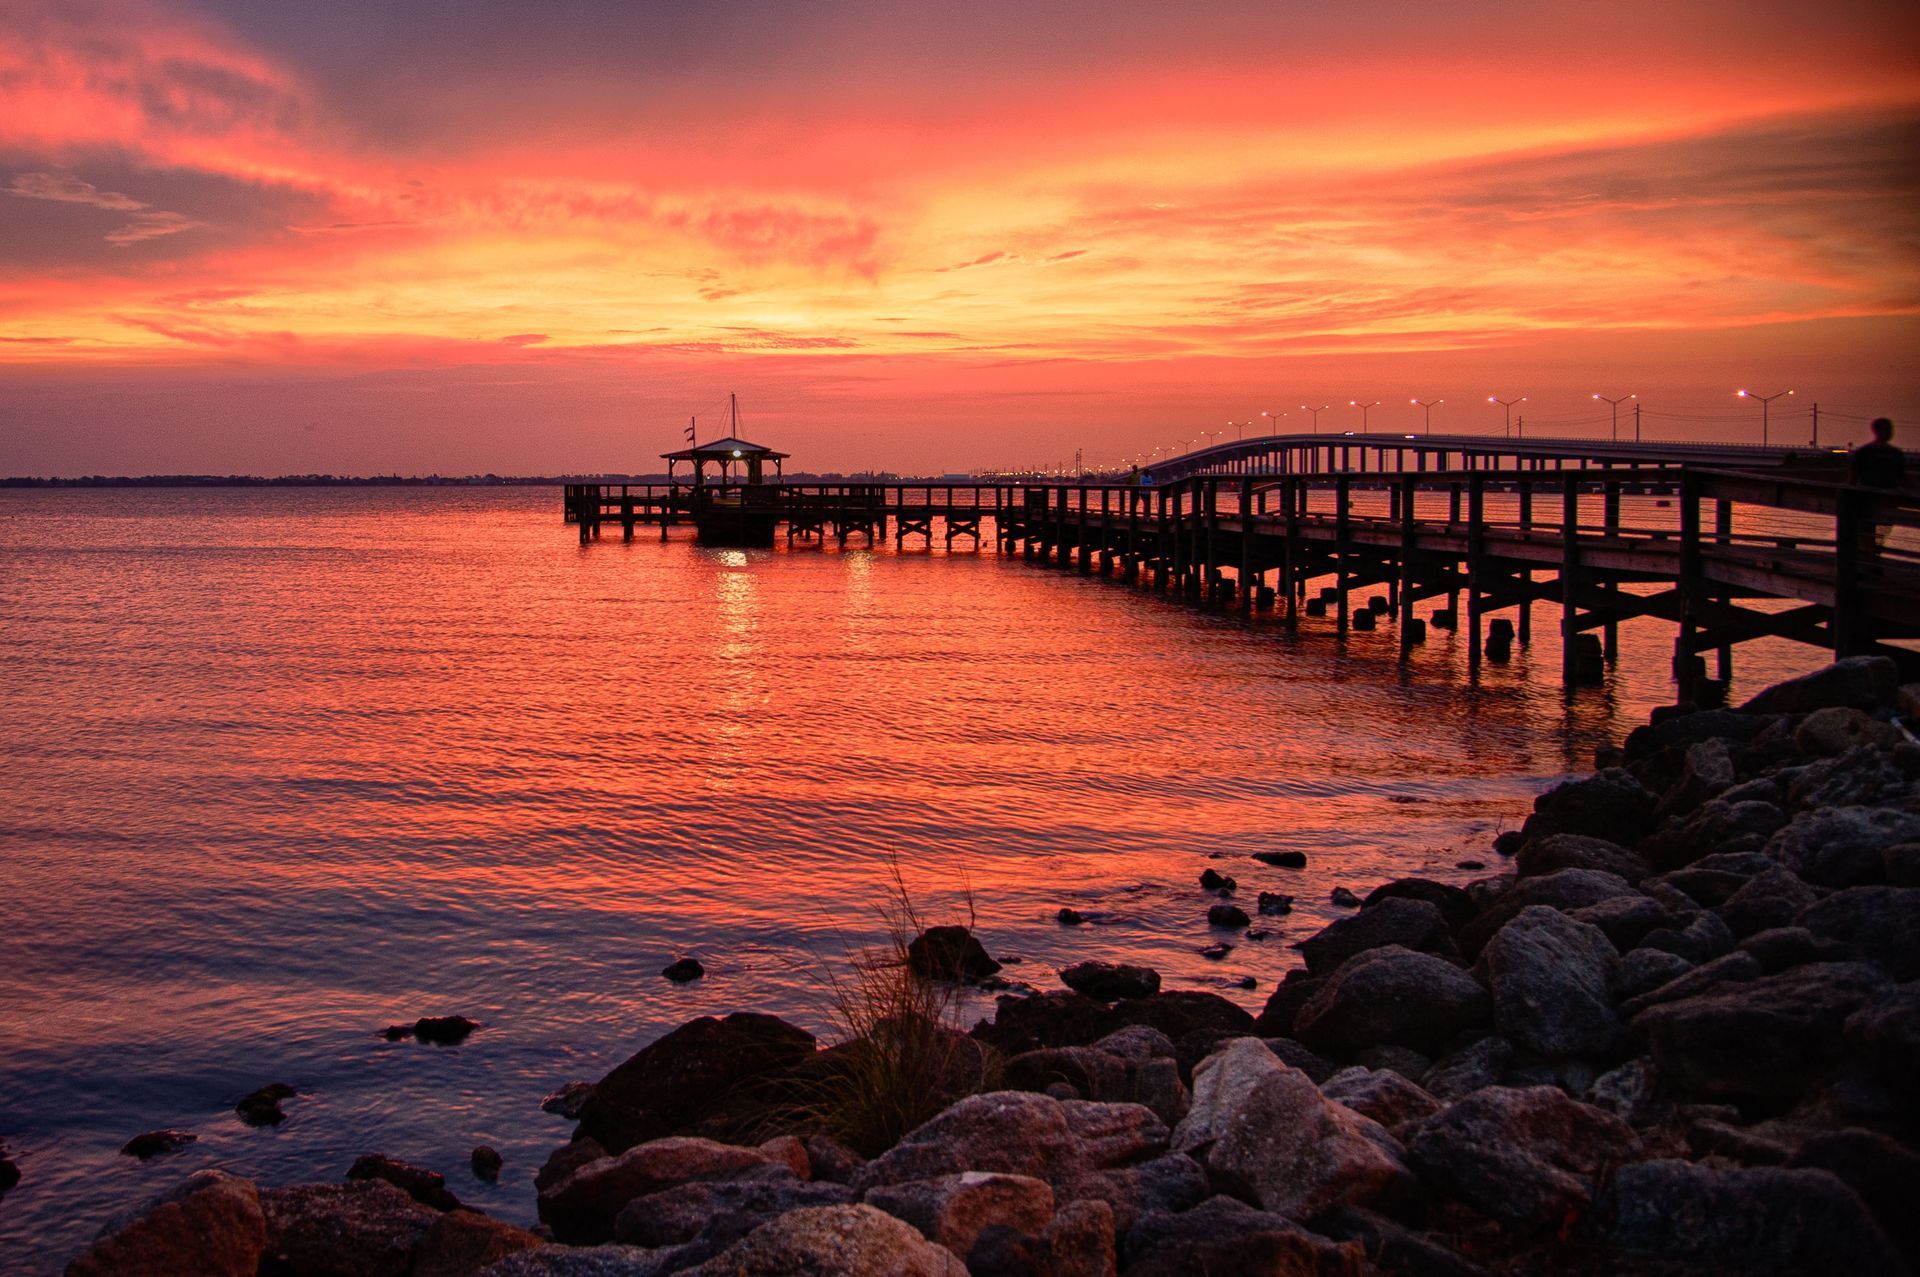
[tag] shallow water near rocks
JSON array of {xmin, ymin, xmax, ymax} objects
[{"xmin": 0, "ymin": 486, "xmax": 1822, "ymax": 1270}]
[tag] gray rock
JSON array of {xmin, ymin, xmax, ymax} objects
[
  {"xmin": 1171, "ymin": 1037, "xmax": 1282, "ymax": 1152},
  {"xmin": 850, "ymin": 1091, "xmax": 1167, "ymax": 1192},
  {"xmin": 1475, "ymin": 906, "xmax": 1623, "ymax": 1057},
  {"xmin": 1091, "ymin": 1025, "xmax": 1176, "ymax": 1063},
  {"xmin": 1740, "ymin": 655, "xmax": 1899, "ymax": 715},
  {"xmin": 1617, "ymin": 948, "xmax": 1695, "ymax": 998},
  {"xmin": 1052, "ymin": 1152, "xmax": 1208, "ymax": 1235},
  {"xmin": 260, "ymin": 1180, "xmax": 439, "ymax": 1277},
  {"xmin": 1458, "ymin": 869, "xmax": 1641, "ymax": 958},
  {"xmin": 1768, "ymin": 805, "xmax": 1920, "ymax": 887},
  {"xmin": 689, "ymin": 1204, "xmax": 966, "ymax": 1276},
  {"xmin": 1737, "ymin": 925, "xmax": 1848, "ymax": 973},
  {"xmin": 1122, "ymin": 1195, "xmax": 1362, "ymax": 1277},
  {"xmin": 1205, "ymin": 1068, "xmax": 1412, "ymax": 1220},
  {"xmin": 1421, "ymin": 1036, "xmax": 1514, "ymax": 1102},
  {"xmin": 1796, "ymin": 886, "xmax": 1920, "ymax": 977},
  {"xmin": 1402, "ymin": 1086, "xmax": 1640, "ymax": 1229},
  {"xmin": 1643, "ymin": 798, "xmax": 1789, "ymax": 872},
  {"xmin": 1650, "ymin": 851, "xmax": 1776, "ymax": 906},
  {"xmin": 1569, "ymin": 894, "xmax": 1676, "ymax": 952},
  {"xmin": 610, "ymin": 1177, "xmax": 854, "ymax": 1252},
  {"xmin": 1718, "ymin": 866, "xmax": 1821, "ymax": 937},
  {"xmin": 1351, "ymin": 1044, "xmax": 1432, "ymax": 1082},
  {"xmin": 1636, "ymin": 909, "xmax": 1735, "ymax": 964},
  {"xmin": 1031, "ymin": 1199, "xmax": 1115, "ymax": 1277},
  {"xmin": 1294, "ymin": 946, "xmax": 1490, "ymax": 1057},
  {"xmin": 1794, "ymin": 706, "xmax": 1904, "ymax": 757},
  {"xmin": 1783, "ymin": 745, "xmax": 1909, "ymax": 814},
  {"xmin": 1635, "ymin": 961, "xmax": 1893, "ymax": 1107},
  {"xmin": 1251, "ymin": 971, "xmax": 1323, "ymax": 1038},
  {"xmin": 538, "ymin": 1136, "xmax": 786, "ymax": 1243},
  {"xmin": 1787, "ymin": 1128, "xmax": 1920, "ymax": 1268},
  {"xmin": 1516, "ymin": 833, "xmax": 1649, "ymax": 883},
  {"xmin": 1320, "ymin": 1067, "xmax": 1443, "ymax": 1130},
  {"xmin": 476, "ymin": 1244, "xmax": 676, "ymax": 1276},
  {"xmin": 1608, "ymin": 1159, "xmax": 1901, "ymax": 1274},
  {"xmin": 1618, "ymin": 950, "xmax": 1763, "ymax": 1019},
  {"xmin": 1296, "ymin": 897, "xmax": 1457, "ymax": 975},
  {"xmin": 1360, "ymin": 878, "xmax": 1477, "ymax": 931},
  {"xmin": 1654, "ymin": 737, "xmax": 1736, "ymax": 820},
  {"xmin": 1583, "ymin": 1058, "xmax": 1673, "ymax": 1128},
  {"xmin": 862, "ymin": 1172, "xmax": 1053, "ymax": 1267}
]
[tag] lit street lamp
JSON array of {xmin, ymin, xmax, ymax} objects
[
  {"xmin": 1350, "ymin": 400, "xmax": 1380, "ymax": 430},
  {"xmin": 1489, "ymin": 395, "xmax": 1526, "ymax": 438},
  {"xmin": 1261, "ymin": 409, "xmax": 1286, "ymax": 438},
  {"xmin": 1593, "ymin": 393, "xmax": 1635, "ymax": 442},
  {"xmin": 1301, "ymin": 404, "xmax": 1328, "ymax": 433},
  {"xmin": 1737, "ymin": 388, "xmax": 1793, "ymax": 447},
  {"xmin": 1410, "ymin": 398, "xmax": 1442, "ymax": 430}
]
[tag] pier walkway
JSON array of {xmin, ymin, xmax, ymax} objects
[{"xmin": 563, "ymin": 433, "xmax": 1919, "ymax": 693}]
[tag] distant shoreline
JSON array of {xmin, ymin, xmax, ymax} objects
[{"xmin": 2, "ymin": 473, "xmax": 927, "ymax": 488}]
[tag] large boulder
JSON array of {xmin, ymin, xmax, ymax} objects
[
  {"xmin": 906, "ymin": 926, "xmax": 1001, "ymax": 982},
  {"xmin": 1740, "ymin": 655, "xmax": 1899, "ymax": 715},
  {"xmin": 1520, "ymin": 768, "xmax": 1658, "ymax": 848},
  {"xmin": 1607, "ymin": 1160, "xmax": 1900, "ymax": 1274},
  {"xmin": 538, "ymin": 1136, "xmax": 786, "ymax": 1243},
  {"xmin": 850, "ymin": 1092, "xmax": 1166, "ymax": 1192},
  {"xmin": 1474, "ymin": 906, "xmax": 1623, "ymax": 1057},
  {"xmin": 863, "ymin": 1172, "xmax": 1054, "ymax": 1268},
  {"xmin": 1052, "ymin": 1153, "xmax": 1208, "ymax": 1235},
  {"xmin": 1122, "ymin": 1195, "xmax": 1365, "ymax": 1277},
  {"xmin": 67, "ymin": 1170, "xmax": 267, "ymax": 1277},
  {"xmin": 412, "ymin": 1212, "xmax": 545, "ymax": 1277},
  {"xmin": 610, "ymin": 1177, "xmax": 855, "ymax": 1252},
  {"xmin": 1796, "ymin": 887, "xmax": 1920, "ymax": 978},
  {"xmin": 1205, "ymin": 1067, "xmax": 1412, "ymax": 1220},
  {"xmin": 1296, "ymin": 898, "xmax": 1457, "ymax": 975},
  {"xmin": 690, "ymin": 1204, "xmax": 966, "ymax": 1276},
  {"xmin": 1643, "ymin": 799, "xmax": 1790, "ymax": 872},
  {"xmin": 1402, "ymin": 1087, "xmax": 1640, "ymax": 1230},
  {"xmin": 1293, "ymin": 946, "xmax": 1490, "ymax": 1057},
  {"xmin": 1319, "ymin": 1067, "xmax": 1443, "ymax": 1131},
  {"xmin": 1059, "ymin": 961, "xmax": 1159, "ymax": 1001},
  {"xmin": 1624, "ymin": 707, "xmax": 1772, "ymax": 760},
  {"xmin": 1768, "ymin": 807, "xmax": 1920, "ymax": 888},
  {"xmin": 971, "ymin": 991, "xmax": 1112, "ymax": 1054},
  {"xmin": 1359, "ymin": 878, "xmax": 1477, "ymax": 932},
  {"xmin": 1457, "ymin": 870, "xmax": 1640, "ymax": 957},
  {"xmin": 1515, "ymin": 834, "xmax": 1649, "ymax": 884},
  {"xmin": 1171, "ymin": 1037, "xmax": 1283, "ymax": 1152},
  {"xmin": 1002, "ymin": 1043, "xmax": 1188, "ymax": 1127},
  {"xmin": 1794, "ymin": 707, "xmax": 1905, "ymax": 757},
  {"xmin": 1104, "ymin": 992, "xmax": 1255, "ymax": 1042},
  {"xmin": 258, "ymin": 1180, "xmax": 439, "ymax": 1277},
  {"xmin": 1633, "ymin": 961, "xmax": 1893, "ymax": 1108},
  {"xmin": 576, "ymin": 1014, "xmax": 817, "ymax": 1154},
  {"xmin": 1719, "ymin": 866, "xmax": 1821, "ymax": 938}
]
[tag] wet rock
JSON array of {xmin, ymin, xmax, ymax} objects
[
  {"xmin": 260, "ymin": 1179, "xmax": 439, "ymax": 1277},
  {"xmin": 348, "ymin": 1153, "xmax": 461, "ymax": 1211},
  {"xmin": 121, "ymin": 1129, "xmax": 197, "ymax": 1160},
  {"xmin": 1123, "ymin": 1195, "xmax": 1364, "ymax": 1277},
  {"xmin": 850, "ymin": 1091, "xmax": 1168, "ymax": 1192},
  {"xmin": 1206, "ymin": 1067, "xmax": 1412, "ymax": 1219},
  {"xmin": 413, "ymin": 1211, "xmax": 545, "ymax": 1277},
  {"xmin": 1251, "ymin": 850, "xmax": 1307, "ymax": 868},
  {"xmin": 1053, "ymin": 1152, "xmax": 1208, "ymax": 1235},
  {"xmin": 576, "ymin": 1012, "xmax": 816, "ymax": 1154},
  {"xmin": 1330, "ymin": 886, "xmax": 1361, "ymax": 908},
  {"xmin": 1617, "ymin": 947, "xmax": 1695, "ymax": 998},
  {"xmin": 1421, "ymin": 1036, "xmax": 1513, "ymax": 1102},
  {"xmin": 1171, "ymin": 1037, "xmax": 1282, "ymax": 1152},
  {"xmin": 907, "ymin": 925, "xmax": 1002, "ymax": 983},
  {"xmin": 1634, "ymin": 961, "xmax": 1892, "ymax": 1107},
  {"xmin": 1457, "ymin": 869, "xmax": 1640, "ymax": 958},
  {"xmin": 661, "ymin": 958, "xmax": 704, "ymax": 983},
  {"xmin": 1741, "ymin": 655, "xmax": 1899, "ymax": 715},
  {"xmin": 1060, "ymin": 961, "xmax": 1160, "ymax": 1001},
  {"xmin": 1056, "ymin": 907, "xmax": 1085, "ymax": 926},
  {"xmin": 1796, "ymin": 886, "xmax": 1920, "ymax": 978},
  {"xmin": 414, "ymin": 1015, "xmax": 480, "ymax": 1045},
  {"xmin": 1403, "ymin": 1086, "xmax": 1640, "ymax": 1230},
  {"xmin": 1473, "ymin": 905, "xmax": 1622, "ymax": 1057},
  {"xmin": 1320, "ymin": 1066, "xmax": 1442, "ymax": 1130},
  {"xmin": 0, "ymin": 1148, "xmax": 17, "ymax": 1194},
  {"xmin": 1361, "ymin": 877, "xmax": 1477, "ymax": 932},
  {"xmin": 610, "ymin": 1176, "xmax": 855, "ymax": 1253},
  {"xmin": 538, "ymin": 1135, "xmax": 787, "ymax": 1243},
  {"xmin": 864, "ymin": 1171, "xmax": 1054, "ymax": 1267},
  {"xmin": 236, "ymin": 1083, "xmax": 297, "ymax": 1127},
  {"xmin": 541, "ymin": 1082, "xmax": 594, "ymax": 1120},
  {"xmin": 1198, "ymin": 943, "xmax": 1232, "ymax": 961},
  {"xmin": 1256, "ymin": 892, "xmax": 1293, "ymax": 916},
  {"xmin": 1200, "ymin": 868, "xmax": 1236, "ymax": 892},
  {"xmin": 689, "ymin": 1204, "xmax": 966, "ymax": 1277},
  {"xmin": 1607, "ymin": 1159, "xmax": 1900, "ymax": 1274},
  {"xmin": 471, "ymin": 1146, "xmax": 503, "ymax": 1183},
  {"xmin": 68, "ymin": 1170, "xmax": 266, "ymax": 1277},
  {"xmin": 1522, "ymin": 767, "xmax": 1658, "ymax": 849},
  {"xmin": 1297, "ymin": 897, "xmax": 1457, "ymax": 976},
  {"xmin": 1252, "ymin": 971, "xmax": 1322, "ymax": 1038},
  {"xmin": 1294, "ymin": 945, "xmax": 1491, "ymax": 1057},
  {"xmin": 1206, "ymin": 903, "xmax": 1250, "ymax": 929},
  {"xmin": 1769, "ymin": 806, "xmax": 1920, "ymax": 887}
]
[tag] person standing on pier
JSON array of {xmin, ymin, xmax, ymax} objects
[{"xmin": 1850, "ymin": 417, "xmax": 1907, "ymax": 555}]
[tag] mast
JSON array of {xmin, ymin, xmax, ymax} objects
[{"xmin": 730, "ymin": 391, "xmax": 739, "ymax": 436}]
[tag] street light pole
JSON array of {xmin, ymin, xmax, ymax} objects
[
  {"xmin": 1736, "ymin": 389, "xmax": 1793, "ymax": 447},
  {"xmin": 1261, "ymin": 409, "xmax": 1286, "ymax": 437},
  {"xmin": 1593, "ymin": 393, "xmax": 1635, "ymax": 442},
  {"xmin": 1302, "ymin": 404, "xmax": 1328, "ymax": 433},
  {"xmin": 1410, "ymin": 398, "xmax": 1442, "ymax": 431},
  {"xmin": 1489, "ymin": 395, "xmax": 1526, "ymax": 439},
  {"xmin": 1350, "ymin": 400, "xmax": 1380, "ymax": 431}
]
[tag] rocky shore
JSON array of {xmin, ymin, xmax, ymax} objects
[{"xmin": 54, "ymin": 656, "xmax": 1920, "ymax": 1274}]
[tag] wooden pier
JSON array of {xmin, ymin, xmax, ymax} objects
[{"xmin": 563, "ymin": 432, "xmax": 1919, "ymax": 693}]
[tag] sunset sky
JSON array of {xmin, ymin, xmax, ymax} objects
[{"xmin": 3, "ymin": 0, "xmax": 1918, "ymax": 475}]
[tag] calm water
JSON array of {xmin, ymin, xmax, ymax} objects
[{"xmin": 0, "ymin": 486, "xmax": 1823, "ymax": 1270}]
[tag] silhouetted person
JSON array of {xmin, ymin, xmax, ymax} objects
[{"xmin": 1849, "ymin": 418, "xmax": 1905, "ymax": 556}]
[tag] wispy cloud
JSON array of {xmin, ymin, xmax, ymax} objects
[{"xmin": 7, "ymin": 171, "xmax": 205, "ymax": 247}]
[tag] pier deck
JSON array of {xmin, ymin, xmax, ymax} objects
[{"xmin": 563, "ymin": 433, "xmax": 1918, "ymax": 692}]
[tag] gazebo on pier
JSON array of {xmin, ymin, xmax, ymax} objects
[{"xmin": 660, "ymin": 437, "xmax": 789, "ymax": 489}]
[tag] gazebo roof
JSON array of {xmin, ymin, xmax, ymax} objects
[{"xmin": 660, "ymin": 436, "xmax": 789, "ymax": 462}]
